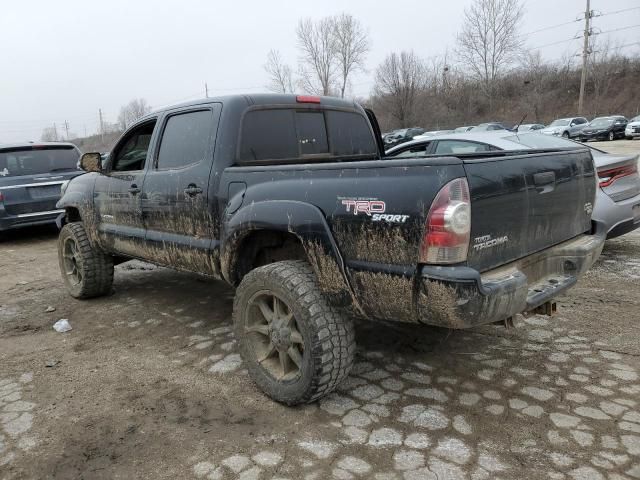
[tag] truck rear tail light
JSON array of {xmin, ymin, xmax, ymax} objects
[
  {"xmin": 296, "ymin": 95, "xmax": 321, "ymax": 104},
  {"xmin": 0, "ymin": 192, "xmax": 3, "ymax": 202},
  {"xmin": 420, "ymin": 177, "xmax": 471, "ymax": 264},
  {"xmin": 597, "ymin": 163, "xmax": 638, "ymax": 188}
]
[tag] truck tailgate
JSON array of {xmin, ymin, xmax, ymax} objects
[{"xmin": 463, "ymin": 149, "xmax": 596, "ymax": 272}]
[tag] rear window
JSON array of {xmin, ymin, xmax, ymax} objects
[
  {"xmin": 590, "ymin": 118, "xmax": 614, "ymax": 127},
  {"xmin": 0, "ymin": 146, "xmax": 79, "ymax": 178},
  {"xmin": 434, "ymin": 140, "xmax": 492, "ymax": 154},
  {"xmin": 238, "ymin": 108, "xmax": 377, "ymax": 163}
]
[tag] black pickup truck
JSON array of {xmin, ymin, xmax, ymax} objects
[{"xmin": 57, "ymin": 94, "xmax": 605, "ymax": 404}]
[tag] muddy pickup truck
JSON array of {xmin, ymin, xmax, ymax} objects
[{"xmin": 56, "ymin": 94, "xmax": 605, "ymax": 404}]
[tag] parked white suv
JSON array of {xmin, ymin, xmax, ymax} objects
[
  {"xmin": 541, "ymin": 117, "xmax": 588, "ymax": 138},
  {"xmin": 625, "ymin": 115, "xmax": 640, "ymax": 139}
]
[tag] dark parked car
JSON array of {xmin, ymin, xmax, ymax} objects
[
  {"xmin": 383, "ymin": 127, "xmax": 425, "ymax": 148},
  {"xmin": 57, "ymin": 94, "xmax": 604, "ymax": 404},
  {"xmin": 578, "ymin": 116, "xmax": 628, "ymax": 142},
  {"xmin": 0, "ymin": 142, "xmax": 82, "ymax": 235}
]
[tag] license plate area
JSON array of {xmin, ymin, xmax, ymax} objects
[{"xmin": 28, "ymin": 184, "xmax": 61, "ymax": 199}]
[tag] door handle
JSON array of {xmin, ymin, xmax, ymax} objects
[
  {"xmin": 128, "ymin": 184, "xmax": 141, "ymax": 195},
  {"xmin": 184, "ymin": 184, "xmax": 203, "ymax": 196},
  {"xmin": 533, "ymin": 172, "xmax": 555, "ymax": 194}
]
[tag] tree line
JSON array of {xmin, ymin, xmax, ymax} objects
[
  {"xmin": 45, "ymin": 0, "xmax": 639, "ymax": 146},
  {"xmin": 41, "ymin": 98, "xmax": 151, "ymax": 143},
  {"xmin": 265, "ymin": 0, "xmax": 640, "ymax": 131}
]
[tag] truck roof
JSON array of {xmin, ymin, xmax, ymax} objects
[
  {"xmin": 0, "ymin": 141, "xmax": 78, "ymax": 151},
  {"xmin": 147, "ymin": 94, "xmax": 361, "ymax": 117}
]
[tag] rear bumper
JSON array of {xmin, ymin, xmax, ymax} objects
[
  {"xmin": 416, "ymin": 229, "xmax": 605, "ymax": 328},
  {"xmin": 593, "ymin": 189, "xmax": 640, "ymax": 239},
  {"xmin": 578, "ymin": 133, "xmax": 609, "ymax": 141},
  {"xmin": 0, "ymin": 207, "xmax": 64, "ymax": 232}
]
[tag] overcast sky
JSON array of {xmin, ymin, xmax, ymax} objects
[{"xmin": 1, "ymin": 0, "xmax": 638, "ymax": 143}]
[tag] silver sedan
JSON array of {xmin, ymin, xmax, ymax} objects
[{"xmin": 386, "ymin": 131, "xmax": 640, "ymax": 239}]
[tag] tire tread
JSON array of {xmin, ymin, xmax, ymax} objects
[
  {"xmin": 58, "ymin": 223, "xmax": 114, "ymax": 299},
  {"xmin": 233, "ymin": 260, "xmax": 355, "ymax": 404}
]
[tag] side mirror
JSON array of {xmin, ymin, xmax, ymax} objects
[{"xmin": 80, "ymin": 152, "xmax": 102, "ymax": 173}]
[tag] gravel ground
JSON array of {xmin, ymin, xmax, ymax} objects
[{"xmin": 1, "ymin": 140, "xmax": 639, "ymax": 480}]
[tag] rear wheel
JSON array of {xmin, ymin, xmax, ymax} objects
[
  {"xmin": 233, "ymin": 260, "xmax": 355, "ymax": 405},
  {"xmin": 608, "ymin": 131, "xmax": 615, "ymax": 141},
  {"xmin": 58, "ymin": 223, "xmax": 114, "ymax": 299}
]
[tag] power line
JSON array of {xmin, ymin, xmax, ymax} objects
[
  {"xmin": 521, "ymin": 19, "xmax": 581, "ymax": 37},
  {"xmin": 594, "ymin": 24, "xmax": 640, "ymax": 35},
  {"xmin": 528, "ymin": 36, "xmax": 581, "ymax": 51},
  {"xmin": 598, "ymin": 6, "xmax": 640, "ymax": 17},
  {"xmin": 618, "ymin": 42, "xmax": 640, "ymax": 49}
]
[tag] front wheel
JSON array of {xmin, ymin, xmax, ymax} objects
[
  {"xmin": 608, "ymin": 131, "xmax": 615, "ymax": 141},
  {"xmin": 562, "ymin": 131, "xmax": 569, "ymax": 138},
  {"xmin": 58, "ymin": 223, "xmax": 114, "ymax": 299},
  {"xmin": 233, "ymin": 260, "xmax": 355, "ymax": 405}
]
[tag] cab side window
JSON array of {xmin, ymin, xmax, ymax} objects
[
  {"xmin": 156, "ymin": 110, "xmax": 214, "ymax": 169},
  {"xmin": 111, "ymin": 121, "xmax": 157, "ymax": 172}
]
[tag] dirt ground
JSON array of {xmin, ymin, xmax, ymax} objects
[{"xmin": 1, "ymin": 140, "xmax": 639, "ymax": 480}]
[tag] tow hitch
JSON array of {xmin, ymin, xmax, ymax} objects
[
  {"xmin": 496, "ymin": 301, "xmax": 558, "ymax": 329},
  {"xmin": 531, "ymin": 301, "xmax": 557, "ymax": 317}
]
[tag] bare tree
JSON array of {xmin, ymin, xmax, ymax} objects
[
  {"xmin": 296, "ymin": 17, "xmax": 337, "ymax": 95},
  {"xmin": 117, "ymin": 98, "xmax": 151, "ymax": 130},
  {"xmin": 519, "ymin": 50, "xmax": 547, "ymax": 121},
  {"xmin": 456, "ymin": 0, "xmax": 524, "ymax": 108},
  {"xmin": 332, "ymin": 13, "xmax": 370, "ymax": 98},
  {"xmin": 41, "ymin": 125, "xmax": 60, "ymax": 142},
  {"xmin": 588, "ymin": 38, "xmax": 623, "ymax": 115},
  {"xmin": 373, "ymin": 51, "xmax": 427, "ymax": 127},
  {"xmin": 264, "ymin": 50, "xmax": 294, "ymax": 93}
]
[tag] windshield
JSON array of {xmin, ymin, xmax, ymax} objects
[
  {"xmin": 503, "ymin": 133, "xmax": 580, "ymax": 149},
  {"xmin": 550, "ymin": 119, "xmax": 569, "ymax": 127},
  {"xmin": 590, "ymin": 118, "xmax": 613, "ymax": 127},
  {"xmin": 630, "ymin": 115, "xmax": 640, "ymax": 123},
  {"xmin": 0, "ymin": 146, "xmax": 80, "ymax": 178}
]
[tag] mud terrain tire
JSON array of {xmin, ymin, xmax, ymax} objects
[
  {"xmin": 233, "ymin": 260, "xmax": 355, "ymax": 405},
  {"xmin": 58, "ymin": 222, "xmax": 114, "ymax": 299}
]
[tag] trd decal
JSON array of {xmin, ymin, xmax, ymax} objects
[{"xmin": 341, "ymin": 199, "xmax": 386, "ymax": 216}]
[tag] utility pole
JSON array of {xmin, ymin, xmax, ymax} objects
[
  {"xmin": 578, "ymin": 0, "xmax": 591, "ymax": 115},
  {"xmin": 98, "ymin": 109, "xmax": 105, "ymax": 143},
  {"xmin": 64, "ymin": 120, "xmax": 70, "ymax": 140},
  {"xmin": 53, "ymin": 123, "xmax": 58, "ymax": 141},
  {"xmin": 205, "ymin": 82, "xmax": 209, "ymax": 98}
]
